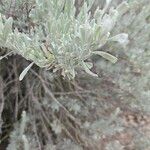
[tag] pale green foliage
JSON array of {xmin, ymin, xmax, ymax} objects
[
  {"xmin": 0, "ymin": 15, "xmax": 52, "ymax": 67},
  {"xmin": 29, "ymin": 0, "xmax": 129, "ymax": 78},
  {"xmin": 7, "ymin": 111, "xmax": 40, "ymax": 150},
  {"xmin": 0, "ymin": 0, "xmax": 129, "ymax": 79},
  {"xmin": 7, "ymin": 111, "xmax": 30, "ymax": 150},
  {"xmin": 0, "ymin": 0, "xmax": 150, "ymax": 150}
]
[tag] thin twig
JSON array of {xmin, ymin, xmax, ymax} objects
[{"xmin": 0, "ymin": 77, "xmax": 4, "ymax": 133}]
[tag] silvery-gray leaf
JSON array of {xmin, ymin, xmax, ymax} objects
[
  {"xmin": 82, "ymin": 61, "xmax": 98, "ymax": 77},
  {"xmin": 19, "ymin": 62, "xmax": 34, "ymax": 81},
  {"xmin": 92, "ymin": 51, "xmax": 118, "ymax": 63},
  {"xmin": 109, "ymin": 33, "xmax": 129, "ymax": 46}
]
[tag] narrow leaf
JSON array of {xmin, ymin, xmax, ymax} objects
[
  {"xmin": 19, "ymin": 62, "xmax": 34, "ymax": 81},
  {"xmin": 116, "ymin": 2, "xmax": 129, "ymax": 16},
  {"xmin": 0, "ymin": 51, "xmax": 13, "ymax": 60},
  {"xmin": 92, "ymin": 51, "xmax": 118, "ymax": 63},
  {"xmin": 106, "ymin": 0, "xmax": 112, "ymax": 6},
  {"xmin": 109, "ymin": 33, "xmax": 129, "ymax": 46},
  {"xmin": 82, "ymin": 61, "xmax": 98, "ymax": 77},
  {"xmin": 3, "ymin": 17, "xmax": 13, "ymax": 41}
]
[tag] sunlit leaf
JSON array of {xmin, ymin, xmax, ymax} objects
[{"xmin": 19, "ymin": 62, "xmax": 34, "ymax": 81}]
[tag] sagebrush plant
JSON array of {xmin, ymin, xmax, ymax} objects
[
  {"xmin": 0, "ymin": 0, "xmax": 150, "ymax": 150},
  {"xmin": 0, "ymin": 0, "xmax": 129, "ymax": 79}
]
